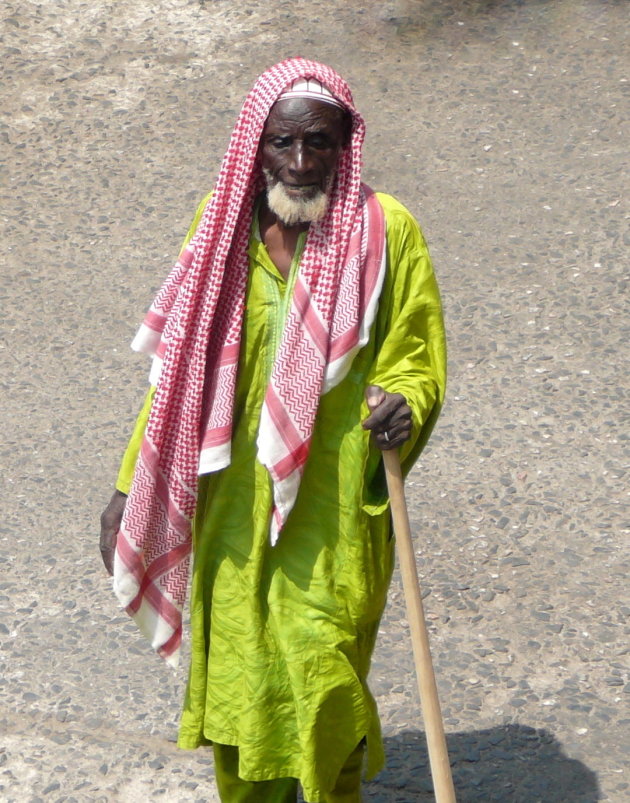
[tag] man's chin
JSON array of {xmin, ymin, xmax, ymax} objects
[{"xmin": 266, "ymin": 181, "xmax": 330, "ymax": 226}]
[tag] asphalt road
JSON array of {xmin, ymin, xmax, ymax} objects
[{"xmin": 1, "ymin": 1, "xmax": 628, "ymax": 800}]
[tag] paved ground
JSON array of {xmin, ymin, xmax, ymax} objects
[{"xmin": 1, "ymin": 0, "xmax": 628, "ymax": 800}]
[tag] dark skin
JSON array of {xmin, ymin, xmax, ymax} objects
[
  {"xmin": 100, "ymin": 489, "xmax": 127, "ymax": 575},
  {"xmin": 258, "ymin": 96, "xmax": 350, "ymax": 277},
  {"xmin": 99, "ymin": 97, "xmax": 411, "ymax": 576}
]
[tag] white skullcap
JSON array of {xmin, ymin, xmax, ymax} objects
[{"xmin": 277, "ymin": 78, "xmax": 345, "ymax": 110}]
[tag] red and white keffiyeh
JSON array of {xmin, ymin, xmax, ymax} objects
[{"xmin": 113, "ymin": 58, "xmax": 386, "ymax": 665}]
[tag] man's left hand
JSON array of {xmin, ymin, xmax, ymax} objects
[{"xmin": 362, "ymin": 385, "xmax": 412, "ymax": 451}]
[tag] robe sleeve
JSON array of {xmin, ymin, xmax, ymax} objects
[
  {"xmin": 113, "ymin": 192, "xmax": 213, "ymax": 493},
  {"xmin": 362, "ymin": 194, "xmax": 447, "ymax": 511},
  {"xmin": 115, "ymin": 386, "xmax": 155, "ymax": 494}
]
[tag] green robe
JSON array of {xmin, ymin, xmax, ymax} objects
[{"xmin": 116, "ymin": 192, "xmax": 446, "ymax": 802}]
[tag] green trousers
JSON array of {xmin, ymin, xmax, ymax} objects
[{"xmin": 212, "ymin": 741, "xmax": 365, "ymax": 802}]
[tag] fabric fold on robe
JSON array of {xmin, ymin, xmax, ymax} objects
[{"xmin": 115, "ymin": 191, "xmax": 446, "ymax": 802}]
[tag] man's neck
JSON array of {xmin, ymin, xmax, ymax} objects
[
  {"xmin": 258, "ymin": 196, "xmax": 309, "ymax": 279},
  {"xmin": 258, "ymin": 195, "xmax": 310, "ymax": 238}
]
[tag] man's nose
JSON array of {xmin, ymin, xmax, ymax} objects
[{"xmin": 288, "ymin": 141, "xmax": 313, "ymax": 175}]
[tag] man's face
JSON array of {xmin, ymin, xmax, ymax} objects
[{"xmin": 259, "ymin": 97, "xmax": 349, "ymax": 225}]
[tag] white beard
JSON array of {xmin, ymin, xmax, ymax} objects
[{"xmin": 263, "ymin": 169, "xmax": 330, "ymax": 226}]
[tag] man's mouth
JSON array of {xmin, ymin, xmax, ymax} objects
[{"xmin": 281, "ymin": 182, "xmax": 319, "ymax": 196}]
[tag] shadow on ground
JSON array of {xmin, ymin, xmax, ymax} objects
[{"xmin": 365, "ymin": 724, "xmax": 600, "ymax": 802}]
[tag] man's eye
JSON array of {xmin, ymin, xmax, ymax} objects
[
  {"xmin": 271, "ymin": 137, "xmax": 291, "ymax": 149},
  {"xmin": 308, "ymin": 137, "xmax": 327, "ymax": 148}
]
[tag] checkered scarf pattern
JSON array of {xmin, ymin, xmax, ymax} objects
[{"xmin": 112, "ymin": 59, "xmax": 386, "ymax": 665}]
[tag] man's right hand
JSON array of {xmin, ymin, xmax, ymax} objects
[{"xmin": 99, "ymin": 490, "xmax": 127, "ymax": 576}]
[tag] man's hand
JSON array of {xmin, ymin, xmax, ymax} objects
[
  {"xmin": 99, "ymin": 490, "xmax": 127, "ymax": 576},
  {"xmin": 362, "ymin": 385, "xmax": 412, "ymax": 451}
]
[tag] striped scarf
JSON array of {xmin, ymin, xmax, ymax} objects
[{"xmin": 113, "ymin": 58, "xmax": 386, "ymax": 665}]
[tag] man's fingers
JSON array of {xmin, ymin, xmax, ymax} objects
[
  {"xmin": 363, "ymin": 395, "xmax": 407, "ymax": 430},
  {"xmin": 364, "ymin": 384, "xmax": 386, "ymax": 413},
  {"xmin": 99, "ymin": 533, "xmax": 116, "ymax": 576},
  {"xmin": 362, "ymin": 409, "xmax": 384, "ymax": 430},
  {"xmin": 382, "ymin": 418, "xmax": 410, "ymax": 440},
  {"xmin": 362, "ymin": 386, "xmax": 413, "ymax": 451},
  {"xmin": 99, "ymin": 490, "xmax": 127, "ymax": 576},
  {"xmin": 363, "ymin": 386, "xmax": 397, "ymax": 430},
  {"xmin": 384, "ymin": 405, "xmax": 411, "ymax": 428},
  {"xmin": 373, "ymin": 426, "xmax": 410, "ymax": 451},
  {"xmin": 100, "ymin": 549, "xmax": 115, "ymax": 576}
]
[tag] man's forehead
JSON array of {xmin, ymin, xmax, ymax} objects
[{"xmin": 264, "ymin": 97, "xmax": 346, "ymax": 129}]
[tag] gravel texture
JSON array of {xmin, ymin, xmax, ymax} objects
[{"xmin": 1, "ymin": 0, "xmax": 628, "ymax": 800}]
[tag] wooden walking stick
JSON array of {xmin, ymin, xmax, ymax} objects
[{"xmin": 382, "ymin": 448, "xmax": 456, "ymax": 802}]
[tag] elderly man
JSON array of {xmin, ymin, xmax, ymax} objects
[{"xmin": 100, "ymin": 59, "xmax": 446, "ymax": 802}]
